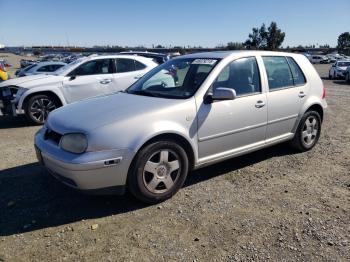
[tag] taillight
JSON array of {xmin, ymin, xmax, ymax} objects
[{"xmin": 322, "ymin": 86, "xmax": 326, "ymax": 99}]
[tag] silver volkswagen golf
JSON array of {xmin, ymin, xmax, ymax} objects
[{"xmin": 34, "ymin": 51, "xmax": 327, "ymax": 203}]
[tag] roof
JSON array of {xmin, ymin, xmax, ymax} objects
[
  {"xmin": 177, "ymin": 50, "xmax": 301, "ymax": 60},
  {"xmin": 120, "ymin": 51, "xmax": 167, "ymax": 57},
  {"xmin": 36, "ymin": 61, "xmax": 67, "ymax": 66}
]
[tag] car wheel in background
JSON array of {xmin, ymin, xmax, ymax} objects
[
  {"xmin": 128, "ymin": 140, "xmax": 189, "ymax": 204},
  {"xmin": 290, "ymin": 110, "xmax": 321, "ymax": 152},
  {"xmin": 24, "ymin": 94, "xmax": 60, "ymax": 125}
]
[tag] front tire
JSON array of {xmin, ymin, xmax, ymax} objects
[
  {"xmin": 290, "ymin": 111, "xmax": 321, "ymax": 152},
  {"xmin": 128, "ymin": 140, "xmax": 189, "ymax": 204},
  {"xmin": 24, "ymin": 94, "xmax": 60, "ymax": 125},
  {"xmin": 346, "ymin": 73, "xmax": 350, "ymax": 83}
]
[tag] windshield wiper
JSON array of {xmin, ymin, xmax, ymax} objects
[{"xmin": 128, "ymin": 90, "xmax": 159, "ymax": 97}]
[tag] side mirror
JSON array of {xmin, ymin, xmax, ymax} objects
[
  {"xmin": 69, "ymin": 74, "xmax": 76, "ymax": 81},
  {"xmin": 204, "ymin": 87, "xmax": 236, "ymax": 104}
]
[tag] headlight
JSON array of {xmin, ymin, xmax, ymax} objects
[{"xmin": 60, "ymin": 133, "xmax": 88, "ymax": 154}]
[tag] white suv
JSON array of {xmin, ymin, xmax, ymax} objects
[{"xmin": 0, "ymin": 55, "xmax": 157, "ymax": 124}]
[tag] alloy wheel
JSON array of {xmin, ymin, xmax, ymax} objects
[
  {"xmin": 302, "ymin": 116, "xmax": 319, "ymax": 146},
  {"xmin": 30, "ymin": 98, "xmax": 56, "ymax": 123},
  {"xmin": 142, "ymin": 149, "xmax": 181, "ymax": 194}
]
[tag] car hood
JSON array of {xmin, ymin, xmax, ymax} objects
[
  {"xmin": 0, "ymin": 74, "xmax": 63, "ymax": 89},
  {"xmin": 47, "ymin": 92, "xmax": 189, "ymax": 134},
  {"xmin": 337, "ymin": 66, "xmax": 348, "ymax": 71}
]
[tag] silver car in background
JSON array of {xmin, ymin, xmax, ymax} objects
[
  {"xmin": 35, "ymin": 51, "xmax": 327, "ymax": 203},
  {"xmin": 15, "ymin": 61, "xmax": 67, "ymax": 77}
]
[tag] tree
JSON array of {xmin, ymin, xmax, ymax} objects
[
  {"xmin": 266, "ymin": 22, "xmax": 285, "ymax": 50},
  {"xmin": 244, "ymin": 27, "xmax": 264, "ymax": 49},
  {"xmin": 337, "ymin": 32, "xmax": 350, "ymax": 51},
  {"xmin": 244, "ymin": 22, "xmax": 285, "ymax": 50},
  {"xmin": 226, "ymin": 42, "xmax": 244, "ymax": 50}
]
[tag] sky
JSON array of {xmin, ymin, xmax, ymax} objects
[{"xmin": 0, "ymin": 0, "xmax": 349, "ymax": 48}]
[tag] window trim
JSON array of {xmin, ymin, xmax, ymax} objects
[{"xmin": 210, "ymin": 56, "xmax": 262, "ymax": 99}]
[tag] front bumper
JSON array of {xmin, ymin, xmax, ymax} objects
[
  {"xmin": 335, "ymin": 71, "xmax": 346, "ymax": 78},
  {"xmin": 34, "ymin": 128, "xmax": 135, "ymax": 195},
  {"xmin": 0, "ymin": 87, "xmax": 20, "ymax": 116},
  {"xmin": 0, "ymin": 98, "xmax": 17, "ymax": 116}
]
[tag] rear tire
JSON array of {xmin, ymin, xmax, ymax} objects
[
  {"xmin": 24, "ymin": 94, "xmax": 60, "ymax": 125},
  {"xmin": 290, "ymin": 110, "xmax": 321, "ymax": 152},
  {"xmin": 128, "ymin": 140, "xmax": 189, "ymax": 204}
]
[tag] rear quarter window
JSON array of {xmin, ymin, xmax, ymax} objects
[{"xmin": 286, "ymin": 57, "xmax": 306, "ymax": 86}]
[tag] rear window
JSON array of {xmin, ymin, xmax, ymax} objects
[
  {"xmin": 262, "ymin": 56, "xmax": 294, "ymax": 90},
  {"xmin": 338, "ymin": 62, "xmax": 350, "ymax": 67},
  {"xmin": 116, "ymin": 58, "xmax": 135, "ymax": 73}
]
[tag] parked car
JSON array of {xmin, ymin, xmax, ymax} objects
[
  {"xmin": 329, "ymin": 61, "xmax": 350, "ymax": 79},
  {"xmin": 345, "ymin": 66, "xmax": 350, "ymax": 82},
  {"xmin": 34, "ymin": 51, "xmax": 327, "ymax": 203},
  {"xmin": 0, "ymin": 55, "xmax": 157, "ymax": 124},
  {"xmin": 20, "ymin": 59, "xmax": 37, "ymax": 68},
  {"xmin": 120, "ymin": 51, "xmax": 170, "ymax": 64},
  {"xmin": 15, "ymin": 61, "xmax": 67, "ymax": 77},
  {"xmin": 309, "ymin": 55, "xmax": 328, "ymax": 64},
  {"xmin": 0, "ymin": 60, "xmax": 9, "ymax": 82}
]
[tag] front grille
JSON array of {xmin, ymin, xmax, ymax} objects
[{"xmin": 44, "ymin": 128, "xmax": 62, "ymax": 145}]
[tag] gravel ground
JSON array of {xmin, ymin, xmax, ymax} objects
[{"xmin": 0, "ymin": 64, "xmax": 349, "ymax": 262}]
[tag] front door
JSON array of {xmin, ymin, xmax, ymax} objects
[
  {"xmin": 197, "ymin": 56, "xmax": 268, "ymax": 161},
  {"xmin": 62, "ymin": 58, "xmax": 115, "ymax": 103}
]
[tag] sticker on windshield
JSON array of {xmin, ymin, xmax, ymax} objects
[{"xmin": 192, "ymin": 59, "xmax": 217, "ymax": 65}]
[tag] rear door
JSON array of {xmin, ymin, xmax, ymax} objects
[
  {"xmin": 62, "ymin": 58, "xmax": 115, "ymax": 103},
  {"xmin": 262, "ymin": 56, "xmax": 308, "ymax": 140},
  {"xmin": 112, "ymin": 58, "xmax": 149, "ymax": 90}
]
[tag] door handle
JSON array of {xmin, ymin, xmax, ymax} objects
[
  {"xmin": 255, "ymin": 100, "xmax": 265, "ymax": 108},
  {"xmin": 100, "ymin": 79, "xmax": 112, "ymax": 84},
  {"xmin": 134, "ymin": 75, "xmax": 142, "ymax": 80},
  {"xmin": 299, "ymin": 91, "xmax": 306, "ymax": 98}
]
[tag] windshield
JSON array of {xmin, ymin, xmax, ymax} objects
[
  {"xmin": 24, "ymin": 64, "xmax": 37, "ymax": 71},
  {"xmin": 126, "ymin": 58, "xmax": 219, "ymax": 99},
  {"xmin": 338, "ymin": 62, "xmax": 350, "ymax": 67},
  {"xmin": 52, "ymin": 58, "xmax": 85, "ymax": 75}
]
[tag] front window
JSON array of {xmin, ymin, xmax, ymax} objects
[
  {"xmin": 70, "ymin": 59, "xmax": 113, "ymax": 76},
  {"xmin": 212, "ymin": 57, "xmax": 261, "ymax": 97},
  {"xmin": 338, "ymin": 62, "xmax": 350, "ymax": 67},
  {"xmin": 126, "ymin": 58, "xmax": 219, "ymax": 99}
]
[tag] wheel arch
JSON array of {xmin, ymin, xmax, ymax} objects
[
  {"xmin": 306, "ymin": 103, "xmax": 324, "ymax": 122},
  {"xmin": 20, "ymin": 90, "xmax": 65, "ymax": 111},
  {"xmin": 132, "ymin": 132, "xmax": 196, "ymax": 171}
]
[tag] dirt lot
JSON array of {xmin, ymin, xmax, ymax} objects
[{"xmin": 0, "ymin": 63, "xmax": 349, "ymax": 262}]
